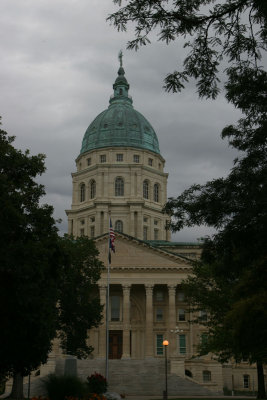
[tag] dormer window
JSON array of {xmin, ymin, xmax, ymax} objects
[{"xmin": 119, "ymin": 88, "xmax": 123, "ymax": 95}]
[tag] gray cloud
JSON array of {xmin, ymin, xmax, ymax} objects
[{"xmin": 1, "ymin": 0, "xmax": 261, "ymax": 242}]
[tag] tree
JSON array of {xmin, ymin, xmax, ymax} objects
[
  {"xmin": 108, "ymin": 0, "xmax": 267, "ymax": 99},
  {"xmin": 0, "ymin": 123, "xmax": 103, "ymax": 398},
  {"xmin": 163, "ymin": 69, "xmax": 267, "ymax": 396}
]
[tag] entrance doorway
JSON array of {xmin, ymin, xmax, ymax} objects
[{"xmin": 109, "ymin": 330, "xmax": 123, "ymax": 359}]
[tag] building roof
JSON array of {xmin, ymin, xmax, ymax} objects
[{"xmin": 80, "ymin": 58, "xmax": 160, "ymax": 155}]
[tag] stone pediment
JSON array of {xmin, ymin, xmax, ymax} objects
[{"xmin": 95, "ymin": 232, "xmax": 192, "ymax": 270}]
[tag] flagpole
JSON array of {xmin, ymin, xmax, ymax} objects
[{"xmin": 105, "ymin": 219, "xmax": 111, "ymax": 381}]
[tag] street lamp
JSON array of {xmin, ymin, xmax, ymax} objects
[{"xmin": 163, "ymin": 339, "xmax": 169, "ymax": 400}]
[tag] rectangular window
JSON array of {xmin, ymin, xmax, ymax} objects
[
  {"xmin": 156, "ymin": 307, "xmax": 163, "ymax": 322},
  {"xmin": 90, "ymin": 226, "xmax": 95, "ymax": 238},
  {"xmin": 143, "ymin": 226, "xmax": 148, "ymax": 240},
  {"xmin": 110, "ymin": 295, "xmax": 120, "ymax": 321},
  {"xmin": 90, "ymin": 216, "xmax": 95, "ymax": 222},
  {"xmin": 179, "ymin": 334, "xmax": 186, "ymax": 354},
  {"xmin": 154, "ymin": 229, "xmax": 159, "ymax": 240},
  {"xmin": 177, "ymin": 291, "xmax": 185, "ymax": 302},
  {"xmin": 155, "ymin": 290, "xmax": 164, "ymax": 302},
  {"xmin": 80, "ymin": 228, "xmax": 84, "ymax": 236},
  {"xmin": 199, "ymin": 310, "xmax": 208, "ymax": 322},
  {"xmin": 156, "ymin": 334, "xmax": 164, "ymax": 355},
  {"xmin": 87, "ymin": 158, "xmax": 91, "ymax": 166},
  {"xmin": 243, "ymin": 375, "xmax": 250, "ymax": 389},
  {"xmin": 178, "ymin": 308, "xmax": 186, "ymax": 321},
  {"xmin": 148, "ymin": 158, "xmax": 153, "ymax": 166},
  {"xmin": 116, "ymin": 153, "xmax": 123, "ymax": 162},
  {"xmin": 80, "ymin": 219, "xmax": 85, "ymax": 225},
  {"xmin": 100, "ymin": 154, "xmax": 106, "ymax": 163},
  {"xmin": 154, "ymin": 219, "xmax": 158, "ymax": 225},
  {"xmin": 143, "ymin": 217, "xmax": 148, "ymax": 222},
  {"xmin": 133, "ymin": 154, "xmax": 139, "ymax": 163}
]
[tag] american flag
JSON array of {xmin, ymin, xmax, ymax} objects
[{"xmin": 109, "ymin": 218, "xmax": 115, "ymax": 262}]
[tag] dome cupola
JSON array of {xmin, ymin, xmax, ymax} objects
[{"xmin": 80, "ymin": 53, "xmax": 160, "ymax": 155}]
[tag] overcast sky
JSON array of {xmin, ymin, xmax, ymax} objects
[{"xmin": 1, "ymin": 0, "xmax": 255, "ymax": 242}]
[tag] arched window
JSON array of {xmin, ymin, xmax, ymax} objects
[
  {"xmin": 203, "ymin": 370, "xmax": 211, "ymax": 382},
  {"xmin": 115, "ymin": 220, "xmax": 123, "ymax": 233},
  {"xmin": 90, "ymin": 179, "xmax": 96, "ymax": 199},
  {"xmin": 80, "ymin": 183, "xmax": 85, "ymax": 202},
  {"xmin": 115, "ymin": 177, "xmax": 124, "ymax": 196},
  {"xmin": 154, "ymin": 183, "xmax": 159, "ymax": 202},
  {"xmin": 143, "ymin": 180, "xmax": 149, "ymax": 199}
]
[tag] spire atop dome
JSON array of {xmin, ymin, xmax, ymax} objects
[
  {"xmin": 118, "ymin": 50, "xmax": 123, "ymax": 67},
  {"xmin": 110, "ymin": 52, "xmax": 132, "ymax": 105}
]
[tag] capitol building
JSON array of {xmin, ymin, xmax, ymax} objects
[{"xmin": 7, "ymin": 59, "xmax": 260, "ymax": 397}]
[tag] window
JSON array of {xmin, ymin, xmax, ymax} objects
[
  {"xmin": 80, "ymin": 229, "xmax": 84, "ymax": 236},
  {"xmin": 90, "ymin": 180, "xmax": 96, "ymax": 199},
  {"xmin": 243, "ymin": 375, "xmax": 250, "ymax": 389},
  {"xmin": 80, "ymin": 219, "xmax": 85, "ymax": 225},
  {"xmin": 115, "ymin": 177, "xmax": 124, "ymax": 196},
  {"xmin": 143, "ymin": 226, "xmax": 148, "ymax": 240},
  {"xmin": 178, "ymin": 308, "xmax": 186, "ymax": 321},
  {"xmin": 156, "ymin": 308, "xmax": 163, "ymax": 322},
  {"xmin": 179, "ymin": 334, "xmax": 186, "ymax": 354},
  {"xmin": 100, "ymin": 154, "xmax": 106, "ymax": 163},
  {"xmin": 115, "ymin": 220, "xmax": 123, "ymax": 233},
  {"xmin": 87, "ymin": 158, "xmax": 91, "ymax": 166},
  {"xmin": 90, "ymin": 226, "xmax": 95, "ymax": 238},
  {"xmin": 156, "ymin": 334, "xmax": 164, "ymax": 355},
  {"xmin": 148, "ymin": 158, "xmax": 153, "ymax": 166},
  {"xmin": 144, "ymin": 217, "xmax": 148, "ymax": 222},
  {"xmin": 110, "ymin": 295, "xmax": 120, "ymax": 321},
  {"xmin": 116, "ymin": 153, "xmax": 123, "ymax": 162},
  {"xmin": 90, "ymin": 216, "xmax": 95, "ymax": 223},
  {"xmin": 154, "ymin": 183, "xmax": 159, "ymax": 202},
  {"xmin": 177, "ymin": 291, "xmax": 185, "ymax": 302},
  {"xmin": 119, "ymin": 88, "xmax": 123, "ymax": 95},
  {"xmin": 185, "ymin": 369, "xmax": 193, "ymax": 378},
  {"xmin": 201, "ymin": 333, "xmax": 208, "ymax": 346},
  {"xmin": 133, "ymin": 154, "xmax": 139, "ymax": 163},
  {"xmin": 203, "ymin": 370, "xmax": 211, "ymax": 382},
  {"xmin": 154, "ymin": 219, "xmax": 158, "ymax": 225},
  {"xmin": 155, "ymin": 290, "xmax": 164, "ymax": 302},
  {"xmin": 154, "ymin": 229, "xmax": 159, "ymax": 240},
  {"xmin": 80, "ymin": 184, "xmax": 85, "ymax": 202},
  {"xmin": 143, "ymin": 180, "xmax": 149, "ymax": 199},
  {"xmin": 199, "ymin": 310, "xmax": 208, "ymax": 322}
]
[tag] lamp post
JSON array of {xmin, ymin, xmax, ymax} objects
[{"xmin": 163, "ymin": 339, "xmax": 169, "ymax": 400}]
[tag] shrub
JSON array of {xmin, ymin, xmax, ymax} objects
[
  {"xmin": 86, "ymin": 373, "xmax": 107, "ymax": 395},
  {"xmin": 43, "ymin": 374, "xmax": 86, "ymax": 400}
]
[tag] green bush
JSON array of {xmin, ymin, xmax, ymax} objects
[
  {"xmin": 43, "ymin": 374, "xmax": 86, "ymax": 400},
  {"xmin": 86, "ymin": 372, "xmax": 107, "ymax": 395}
]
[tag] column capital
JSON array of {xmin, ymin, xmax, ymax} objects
[
  {"xmin": 168, "ymin": 285, "xmax": 177, "ymax": 295},
  {"xmin": 122, "ymin": 284, "xmax": 131, "ymax": 292},
  {"xmin": 99, "ymin": 284, "xmax": 107, "ymax": 290},
  {"xmin": 145, "ymin": 284, "xmax": 154, "ymax": 294}
]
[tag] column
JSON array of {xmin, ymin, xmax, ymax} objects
[
  {"xmin": 98, "ymin": 285, "xmax": 107, "ymax": 358},
  {"xmin": 145, "ymin": 284, "xmax": 154, "ymax": 357},
  {"xmin": 168, "ymin": 285, "xmax": 177, "ymax": 355},
  {"xmin": 122, "ymin": 285, "xmax": 131, "ymax": 358}
]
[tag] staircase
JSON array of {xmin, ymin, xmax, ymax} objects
[{"xmin": 76, "ymin": 359, "xmax": 220, "ymax": 396}]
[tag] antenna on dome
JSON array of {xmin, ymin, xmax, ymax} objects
[{"xmin": 118, "ymin": 50, "xmax": 123, "ymax": 67}]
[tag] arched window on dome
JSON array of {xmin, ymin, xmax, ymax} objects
[
  {"xmin": 90, "ymin": 179, "xmax": 96, "ymax": 199},
  {"xmin": 143, "ymin": 180, "xmax": 149, "ymax": 199},
  {"xmin": 154, "ymin": 183, "xmax": 159, "ymax": 202},
  {"xmin": 80, "ymin": 183, "xmax": 85, "ymax": 202},
  {"xmin": 115, "ymin": 177, "xmax": 124, "ymax": 196},
  {"xmin": 115, "ymin": 220, "xmax": 123, "ymax": 233}
]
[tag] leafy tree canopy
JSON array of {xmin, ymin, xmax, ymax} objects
[
  {"xmin": 0, "ymin": 123, "xmax": 103, "ymax": 397},
  {"xmin": 108, "ymin": 0, "xmax": 267, "ymax": 98}
]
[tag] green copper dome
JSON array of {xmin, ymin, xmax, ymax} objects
[{"xmin": 80, "ymin": 59, "xmax": 160, "ymax": 155}]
